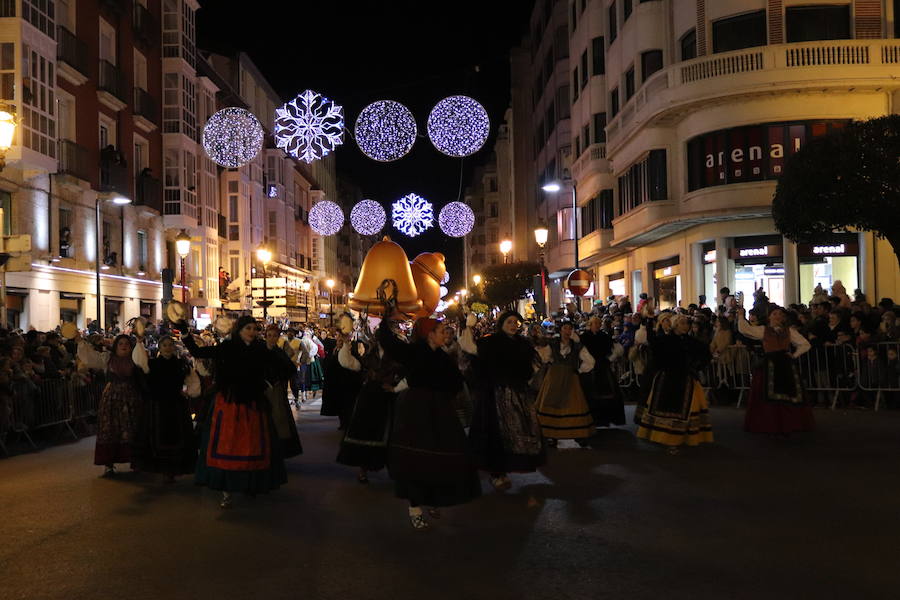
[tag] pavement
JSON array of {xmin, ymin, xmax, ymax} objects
[{"xmin": 1, "ymin": 404, "xmax": 899, "ymax": 600}]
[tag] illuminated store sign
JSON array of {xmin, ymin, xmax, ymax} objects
[
  {"xmin": 703, "ymin": 250, "xmax": 716, "ymax": 263},
  {"xmin": 687, "ymin": 120, "xmax": 849, "ymax": 192},
  {"xmin": 729, "ymin": 245, "xmax": 783, "ymax": 260},
  {"xmin": 813, "ymin": 244, "xmax": 844, "ymax": 254},
  {"xmin": 740, "ymin": 247, "xmax": 768, "ymax": 257}
]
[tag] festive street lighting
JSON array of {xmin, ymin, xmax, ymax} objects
[
  {"xmin": 202, "ymin": 107, "xmax": 264, "ymax": 168},
  {"xmin": 534, "ymin": 223, "xmax": 549, "ymax": 318},
  {"xmin": 499, "ymin": 239, "xmax": 512, "ymax": 263},
  {"xmin": 94, "ymin": 194, "xmax": 131, "ymax": 331},
  {"xmin": 256, "ymin": 245, "xmax": 273, "ymax": 320},
  {"xmin": 0, "ymin": 105, "xmax": 17, "ymax": 171},
  {"xmin": 174, "ymin": 230, "xmax": 191, "ymax": 304},
  {"xmin": 301, "ymin": 277, "xmax": 312, "ymax": 319},
  {"xmin": 473, "ymin": 274, "xmax": 481, "ymax": 285},
  {"xmin": 326, "ymin": 278, "xmax": 336, "ymax": 325}
]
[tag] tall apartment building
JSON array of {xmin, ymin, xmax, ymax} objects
[
  {"xmin": 567, "ymin": 0, "xmax": 900, "ymax": 309},
  {"xmin": 2, "ymin": 0, "xmax": 166, "ymax": 331}
]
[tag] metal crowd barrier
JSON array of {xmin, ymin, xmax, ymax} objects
[
  {"xmin": 797, "ymin": 343, "xmax": 858, "ymax": 410},
  {"xmin": 701, "ymin": 345, "xmax": 755, "ymax": 407},
  {"xmin": 854, "ymin": 341, "xmax": 900, "ymax": 411}
]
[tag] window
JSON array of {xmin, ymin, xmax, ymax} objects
[
  {"xmin": 623, "ymin": 0, "xmax": 632, "ymax": 20},
  {"xmin": 0, "ymin": 191, "xmax": 9, "ymax": 235},
  {"xmin": 268, "ymin": 210, "xmax": 277, "ymax": 239},
  {"xmin": 546, "ymin": 102, "xmax": 555, "ymax": 132},
  {"xmin": 610, "ymin": 88, "xmax": 619, "ymax": 117},
  {"xmin": 0, "ymin": 43, "xmax": 12, "ymax": 101},
  {"xmin": 712, "ymin": 10, "xmax": 767, "ymax": 54},
  {"xmin": 580, "ymin": 51, "xmax": 588, "ymax": 88},
  {"xmin": 575, "ymin": 134, "xmax": 581, "ymax": 157},
  {"xmin": 57, "ymin": 93, "xmax": 75, "ymax": 140},
  {"xmin": 134, "ymin": 51, "xmax": 148, "ymax": 91},
  {"xmin": 608, "ymin": 2, "xmax": 617, "ymax": 42},
  {"xmin": 22, "ymin": 44, "xmax": 56, "ymax": 158},
  {"xmin": 489, "ymin": 203, "xmax": 498, "ymax": 218},
  {"xmin": 582, "ymin": 124, "xmax": 590, "ymax": 153},
  {"xmin": 22, "ymin": 0, "xmax": 55, "ymax": 39},
  {"xmin": 137, "ymin": 230, "xmax": 147, "ymax": 269},
  {"xmin": 570, "ymin": 2, "xmax": 577, "ymax": 33},
  {"xmin": 625, "ymin": 66, "xmax": 635, "ymax": 99},
  {"xmin": 617, "ymin": 149, "xmax": 667, "ymax": 214},
  {"xmin": 57, "ymin": 0, "xmax": 74, "ymax": 31},
  {"xmin": 99, "ymin": 18, "xmax": 115, "ymax": 64},
  {"xmin": 556, "ymin": 86, "xmax": 571, "ymax": 119},
  {"xmin": 593, "ymin": 113, "xmax": 607, "ymax": 143},
  {"xmin": 680, "ymin": 28, "xmax": 697, "ymax": 61},
  {"xmin": 786, "ymin": 6, "xmax": 850, "ymax": 43},
  {"xmin": 641, "ymin": 50, "xmax": 663, "ymax": 82},
  {"xmin": 591, "ymin": 37, "xmax": 605, "ymax": 75},
  {"xmin": 572, "ymin": 69, "xmax": 579, "ymax": 101},
  {"xmin": 554, "ymin": 26, "xmax": 569, "ymax": 59},
  {"xmin": 557, "ymin": 207, "xmax": 576, "ymax": 241},
  {"xmin": 133, "ymin": 137, "xmax": 148, "ymax": 178},
  {"xmin": 59, "ymin": 207, "xmax": 73, "ymax": 257}
]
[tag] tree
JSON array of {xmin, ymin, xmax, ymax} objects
[
  {"xmin": 773, "ymin": 115, "xmax": 900, "ymax": 268},
  {"xmin": 481, "ymin": 261, "xmax": 540, "ymax": 309}
]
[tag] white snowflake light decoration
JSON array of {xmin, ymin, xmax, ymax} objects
[
  {"xmin": 309, "ymin": 200, "xmax": 344, "ymax": 236},
  {"xmin": 274, "ymin": 89, "xmax": 344, "ymax": 164},
  {"xmin": 354, "ymin": 100, "xmax": 417, "ymax": 162},
  {"xmin": 440, "ymin": 271, "xmax": 450, "ymax": 285},
  {"xmin": 202, "ymin": 107, "xmax": 264, "ymax": 168},
  {"xmin": 438, "ymin": 201, "xmax": 475, "ymax": 237},
  {"xmin": 391, "ymin": 193, "xmax": 434, "ymax": 237},
  {"xmin": 427, "ymin": 95, "xmax": 490, "ymax": 157},
  {"xmin": 350, "ymin": 200, "xmax": 386, "ymax": 236}
]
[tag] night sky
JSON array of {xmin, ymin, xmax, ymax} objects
[{"xmin": 197, "ymin": 0, "xmax": 533, "ymax": 284}]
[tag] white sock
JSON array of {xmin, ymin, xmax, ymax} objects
[{"xmin": 408, "ymin": 506, "xmax": 423, "ymax": 517}]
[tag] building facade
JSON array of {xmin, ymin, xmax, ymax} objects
[{"xmin": 567, "ymin": 0, "xmax": 900, "ymax": 309}]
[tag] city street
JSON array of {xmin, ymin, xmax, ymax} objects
[{"xmin": 2, "ymin": 405, "xmax": 898, "ymax": 600}]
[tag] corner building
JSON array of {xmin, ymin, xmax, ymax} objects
[{"xmin": 571, "ymin": 0, "xmax": 900, "ymax": 308}]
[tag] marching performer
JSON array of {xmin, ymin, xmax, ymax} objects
[
  {"xmin": 579, "ymin": 316, "xmax": 626, "ymax": 427},
  {"xmin": 264, "ymin": 325, "xmax": 303, "ymax": 458}
]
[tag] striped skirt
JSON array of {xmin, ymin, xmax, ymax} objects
[{"xmin": 536, "ymin": 364, "xmax": 594, "ymax": 440}]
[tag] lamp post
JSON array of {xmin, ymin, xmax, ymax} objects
[
  {"xmin": 0, "ymin": 106, "xmax": 16, "ymax": 329},
  {"xmin": 256, "ymin": 245, "xmax": 273, "ymax": 320},
  {"xmin": 542, "ymin": 172, "xmax": 578, "ymax": 268},
  {"xmin": 472, "ymin": 274, "xmax": 481, "ymax": 286},
  {"xmin": 95, "ymin": 194, "xmax": 131, "ymax": 332},
  {"xmin": 326, "ymin": 278, "xmax": 335, "ymax": 326},
  {"xmin": 301, "ymin": 277, "xmax": 311, "ymax": 321},
  {"xmin": 499, "ymin": 239, "xmax": 512, "ymax": 264},
  {"xmin": 534, "ymin": 223, "xmax": 549, "ymax": 318},
  {"xmin": 174, "ymin": 230, "xmax": 191, "ymax": 304}
]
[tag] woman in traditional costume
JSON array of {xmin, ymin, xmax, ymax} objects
[
  {"xmin": 579, "ymin": 316, "xmax": 626, "ymax": 427},
  {"xmin": 535, "ymin": 322, "xmax": 595, "ymax": 445},
  {"xmin": 133, "ymin": 335, "xmax": 197, "ymax": 482},
  {"xmin": 737, "ymin": 306, "xmax": 813, "ymax": 435},
  {"xmin": 636, "ymin": 314, "xmax": 714, "ymax": 453},
  {"xmin": 378, "ymin": 316, "xmax": 481, "ymax": 530},
  {"xmin": 321, "ymin": 334, "xmax": 364, "ymax": 430},
  {"xmin": 264, "ymin": 325, "xmax": 303, "ymax": 459},
  {"xmin": 183, "ymin": 316, "xmax": 287, "ymax": 508},
  {"xmin": 336, "ymin": 329, "xmax": 403, "ymax": 484},
  {"xmin": 461, "ymin": 310, "xmax": 544, "ymax": 492},
  {"xmin": 79, "ymin": 334, "xmax": 149, "ymax": 475}
]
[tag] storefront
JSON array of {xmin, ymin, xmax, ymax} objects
[
  {"xmin": 652, "ymin": 257, "xmax": 681, "ymax": 310},
  {"xmin": 798, "ymin": 234, "xmax": 859, "ymax": 303},
  {"xmin": 730, "ymin": 235, "xmax": 785, "ymax": 307},
  {"xmin": 59, "ymin": 293, "xmax": 83, "ymax": 326},
  {"xmin": 607, "ymin": 272, "xmax": 625, "ymax": 298},
  {"xmin": 701, "ymin": 241, "xmax": 717, "ymax": 304}
]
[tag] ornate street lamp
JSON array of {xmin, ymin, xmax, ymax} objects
[
  {"xmin": 0, "ymin": 106, "xmax": 17, "ymax": 171},
  {"xmin": 499, "ymin": 239, "xmax": 512, "ymax": 264},
  {"xmin": 256, "ymin": 245, "xmax": 273, "ymax": 320},
  {"xmin": 534, "ymin": 222, "xmax": 549, "ymax": 318},
  {"xmin": 174, "ymin": 230, "xmax": 191, "ymax": 304},
  {"xmin": 326, "ymin": 278, "xmax": 335, "ymax": 325}
]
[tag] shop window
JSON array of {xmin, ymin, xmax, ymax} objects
[
  {"xmin": 680, "ymin": 28, "xmax": 697, "ymax": 61},
  {"xmin": 641, "ymin": 50, "xmax": 663, "ymax": 83},
  {"xmin": 712, "ymin": 10, "xmax": 767, "ymax": 54},
  {"xmin": 786, "ymin": 5, "xmax": 850, "ymax": 43}
]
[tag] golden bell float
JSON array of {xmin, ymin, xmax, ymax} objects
[
  {"xmin": 349, "ymin": 236, "xmax": 422, "ymax": 316},
  {"xmin": 410, "ymin": 252, "xmax": 447, "ymax": 318}
]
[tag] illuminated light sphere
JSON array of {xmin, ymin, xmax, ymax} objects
[
  {"xmin": 309, "ymin": 200, "xmax": 344, "ymax": 236},
  {"xmin": 427, "ymin": 95, "xmax": 490, "ymax": 157},
  {"xmin": 354, "ymin": 100, "xmax": 417, "ymax": 162},
  {"xmin": 391, "ymin": 193, "xmax": 434, "ymax": 237},
  {"xmin": 439, "ymin": 286, "xmax": 449, "ymax": 298},
  {"xmin": 350, "ymin": 199, "xmax": 386, "ymax": 236},
  {"xmin": 274, "ymin": 89, "xmax": 344, "ymax": 164},
  {"xmin": 440, "ymin": 271, "xmax": 450, "ymax": 285},
  {"xmin": 202, "ymin": 107, "xmax": 264, "ymax": 168},
  {"xmin": 438, "ymin": 201, "xmax": 475, "ymax": 237}
]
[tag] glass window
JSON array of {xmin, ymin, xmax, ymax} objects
[
  {"xmin": 610, "ymin": 88, "xmax": 619, "ymax": 117},
  {"xmin": 572, "ymin": 69, "xmax": 579, "ymax": 101},
  {"xmin": 641, "ymin": 50, "xmax": 664, "ymax": 82},
  {"xmin": 713, "ymin": 11, "xmax": 767, "ymax": 53},
  {"xmin": 591, "ymin": 37, "xmax": 605, "ymax": 75},
  {"xmin": 593, "ymin": 113, "xmax": 607, "ymax": 143},
  {"xmin": 680, "ymin": 28, "xmax": 697, "ymax": 61},
  {"xmin": 609, "ymin": 2, "xmax": 617, "ymax": 42},
  {"xmin": 625, "ymin": 67, "xmax": 635, "ymax": 99},
  {"xmin": 557, "ymin": 86, "xmax": 571, "ymax": 119},
  {"xmin": 786, "ymin": 5, "xmax": 850, "ymax": 43},
  {"xmin": 583, "ymin": 124, "xmax": 590, "ymax": 152},
  {"xmin": 580, "ymin": 51, "xmax": 588, "ymax": 88},
  {"xmin": 624, "ymin": 0, "xmax": 632, "ymax": 20}
]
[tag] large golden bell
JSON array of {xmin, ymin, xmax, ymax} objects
[
  {"xmin": 410, "ymin": 252, "xmax": 447, "ymax": 318},
  {"xmin": 349, "ymin": 236, "xmax": 422, "ymax": 316}
]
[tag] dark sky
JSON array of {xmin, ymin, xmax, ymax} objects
[{"xmin": 197, "ymin": 0, "xmax": 533, "ymax": 285}]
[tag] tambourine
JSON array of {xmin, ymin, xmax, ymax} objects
[
  {"xmin": 126, "ymin": 316, "xmax": 146, "ymax": 337},
  {"xmin": 165, "ymin": 300, "xmax": 188, "ymax": 323},
  {"xmin": 338, "ymin": 313, "xmax": 354, "ymax": 335},
  {"xmin": 213, "ymin": 316, "xmax": 234, "ymax": 337},
  {"xmin": 60, "ymin": 321, "xmax": 78, "ymax": 340}
]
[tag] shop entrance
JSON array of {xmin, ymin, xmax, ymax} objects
[
  {"xmin": 652, "ymin": 258, "xmax": 681, "ymax": 310},
  {"xmin": 798, "ymin": 235, "xmax": 860, "ymax": 303},
  {"xmin": 731, "ymin": 236, "xmax": 785, "ymax": 307}
]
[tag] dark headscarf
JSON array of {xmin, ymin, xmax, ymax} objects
[{"xmin": 231, "ymin": 315, "xmax": 258, "ymax": 341}]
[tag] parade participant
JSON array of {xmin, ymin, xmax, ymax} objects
[
  {"xmin": 737, "ymin": 306, "xmax": 814, "ymax": 435},
  {"xmin": 183, "ymin": 316, "xmax": 287, "ymax": 508},
  {"xmin": 321, "ymin": 334, "xmax": 363, "ymax": 430},
  {"xmin": 378, "ymin": 314, "xmax": 480, "ymax": 531},
  {"xmin": 279, "ymin": 329, "xmax": 303, "ymax": 402},
  {"xmin": 535, "ymin": 322, "xmax": 595, "ymax": 445},
  {"xmin": 461, "ymin": 310, "xmax": 544, "ymax": 492},
  {"xmin": 580, "ymin": 316, "xmax": 626, "ymax": 427},
  {"xmin": 336, "ymin": 327, "xmax": 402, "ymax": 483},
  {"xmin": 635, "ymin": 314, "xmax": 714, "ymax": 453},
  {"xmin": 134, "ymin": 335, "xmax": 197, "ymax": 482},
  {"xmin": 79, "ymin": 334, "xmax": 149, "ymax": 475},
  {"xmin": 264, "ymin": 325, "xmax": 303, "ymax": 458}
]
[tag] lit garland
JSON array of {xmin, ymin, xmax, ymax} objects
[
  {"xmin": 440, "ymin": 271, "xmax": 450, "ymax": 285},
  {"xmin": 439, "ymin": 285, "xmax": 449, "ymax": 299},
  {"xmin": 391, "ymin": 193, "xmax": 434, "ymax": 237},
  {"xmin": 274, "ymin": 89, "xmax": 344, "ymax": 164},
  {"xmin": 427, "ymin": 95, "xmax": 490, "ymax": 157},
  {"xmin": 308, "ymin": 200, "xmax": 345, "ymax": 236},
  {"xmin": 438, "ymin": 201, "xmax": 475, "ymax": 237},
  {"xmin": 202, "ymin": 107, "xmax": 264, "ymax": 168},
  {"xmin": 354, "ymin": 100, "xmax": 417, "ymax": 162},
  {"xmin": 350, "ymin": 199, "xmax": 386, "ymax": 236}
]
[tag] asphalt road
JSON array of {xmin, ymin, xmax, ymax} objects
[{"xmin": 2, "ymin": 404, "xmax": 899, "ymax": 600}]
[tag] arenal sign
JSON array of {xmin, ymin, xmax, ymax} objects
[{"xmin": 687, "ymin": 120, "xmax": 850, "ymax": 192}]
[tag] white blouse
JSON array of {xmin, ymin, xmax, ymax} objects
[{"xmin": 736, "ymin": 319, "xmax": 811, "ymax": 359}]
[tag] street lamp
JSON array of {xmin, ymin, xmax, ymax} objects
[
  {"xmin": 542, "ymin": 169, "xmax": 578, "ymax": 268},
  {"xmin": 256, "ymin": 245, "xmax": 273, "ymax": 320},
  {"xmin": 326, "ymin": 278, "xmax": 335, "ymax": 325},
  {"xmin": 499, "ymin": 239, "xmax": 512, "ymax": 263},
  {"xmin": 301, "ymin": 277, "xmax": 312, "ymax": 322},
  {"xmin": 534, "ymin": 222, "xmax": 549, "ymax": 318},
  {"xmin": 0, "ymin": 105, "xmax": 17, "ymax": 171},
  {"xmin": 174, "ymin": 230, "xmax": 191, "ymax": 304},
  {"xmin": 94, "ymin": 194, "xmax": 131, "ymax": 332},
  {"xmin": 472, "ymin": 274, "xmax": 482, "ymax": 286}
]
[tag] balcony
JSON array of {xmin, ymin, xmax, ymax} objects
[
  {"xmin": 57, "ymin": 139, "xmax": 90, "ymax": 182},
  {"xmin": 132, "ymin": 87, "xmax": 158, "ymax": 131},
  {"xmin": 605, "ymin": 39, "xmax": 900, "ymax": 152},
  {"xmin": 56, "ymin": 26, "xmax": 89, "ymax": 85},
  {"xmin": 571, "ymin": 143, "xmax": 608, "ymax": 181},
  {"xmin": 97, "ymin": 60, "xmax": 127, "ymax": 111},
  {"xmin": 135, "ymin": 172, "xmax": 162, "ymax": 213},
  {"xmin": 100, "ymin": 147, "xmax": 129, "ymax": 195},
  {"xmin": 132, "ymin": 2, "xmax": 158, "ymax": 47}
]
